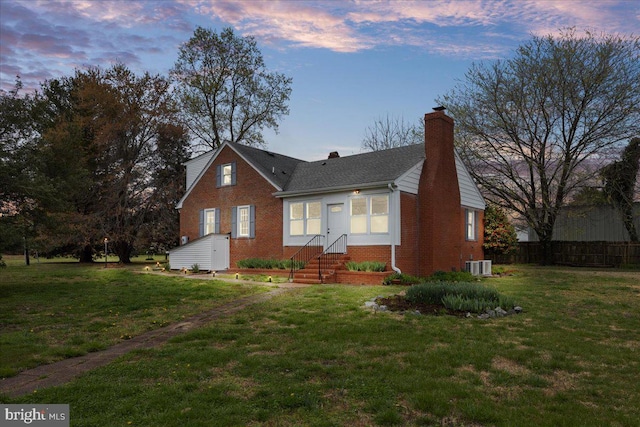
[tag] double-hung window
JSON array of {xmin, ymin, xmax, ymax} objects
[
  {"xmin": 370, "ymin": 195, "xmax": 389, "ymax": 233},
  {"xmin": 231, "ymin": 205, "xmax": 255, "ymax": 238},
  {"xmin": 350, "ymin": 194, "xmax": 389, "ymax": 234},
  {"xmin": 216, "ymin": 162, "xmax": 236, "ymax": 187},
  {"xmin": 289, "ymin": 201, "xmax": 321, "ymax": 236},
  {"xmin": 350, "ymin": 197, "xmax": 367, "ymax": 234},
  {"xmin": 465, "ymin": 209, "xmax": 477, "ymax": 241},
  {"xmin": 237, "ymin": 205, "xmax": 250, "ymax": 237},
  {"xmin": 199, "ymin": 208, "xmax": 220, "ymax": 236}
]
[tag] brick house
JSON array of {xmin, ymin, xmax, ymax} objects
[{"xmin": 169, "ymin": 109, "xmax": 485, "ymax": 281}]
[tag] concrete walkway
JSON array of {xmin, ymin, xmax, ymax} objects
[{"xmin": 0, "ymin": 282, "xmax": 309, "ymax": 398}]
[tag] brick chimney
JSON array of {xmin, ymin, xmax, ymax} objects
[{"xmin": 417, "ymin": 108, "xmax": 462, "ymax": 276}]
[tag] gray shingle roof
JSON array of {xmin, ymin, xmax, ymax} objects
[
  {"xmin": 282, "ymin": 144, "xmax": 425, "ymax": 194},
  {"xmin": 229, "ymin": 142, "xmax": 304, "ymax": 190}
]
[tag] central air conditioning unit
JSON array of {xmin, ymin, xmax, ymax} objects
[
  {"xmin": 181, "ymin": 235, "xmax": 189, "ymax": 245},
  {"xmin": 479, "ymin": 260, "xmax": 492, "ymax": 276},
  {"xmin": 465, "ymin": 261, "xmax": 480, "ymax": 276}
]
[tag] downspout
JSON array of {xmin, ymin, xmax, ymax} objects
[{"xmin": 388, "ymin": 183, "xmax": 402, "ymax": 274}]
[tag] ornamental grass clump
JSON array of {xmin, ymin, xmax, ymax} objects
[
  {"xmin": 405, "ymin": 281, "xmax": 515, "ymax": 313},
  {"xmin": 236, "ymin": 258, "xmax": 305, "ymax": 270},
  {"xmin": 345, "ymin": 261, "xmax": 386, "ymax": 272}
]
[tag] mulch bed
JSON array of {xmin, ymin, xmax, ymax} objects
[{"xmin": 375, "ymin": 294, "xmax": 469, "ymax": 317}]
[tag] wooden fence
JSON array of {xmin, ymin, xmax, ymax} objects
[{"xmin": 488, "ymin": 241, "xmax": 640, "ymax": 267}]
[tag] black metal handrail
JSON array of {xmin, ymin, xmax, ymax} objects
[
  {"xmin": 289, "ymin": 235, "xmax": 324, "ymax": 281},
  {"xmin": 318, "ymin": 234, "xmax": 347, "ymax": 283}
]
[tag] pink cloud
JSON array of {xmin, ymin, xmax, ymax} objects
[{"xmin": 180, "ymin": 0, "xmax": 372, "ymax": 52}]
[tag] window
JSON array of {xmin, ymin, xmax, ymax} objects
[
  {"xmin": 466, "ymin": 209, "xmax": 477, "ymax": 241},
  {"xmin": 231, "ymin": 205, "xmax": 255, "ymax": 238},
  {"xmin": 370, "ymin": 195, "xmax": 389, "ymax": 233},
  {"xmin": 289, "ymin": 201, "xmax": 321, "ymax": 236},
  {"xmin": 350, "ymin": 194, "xmax": 389, "ymax": 235},
  {"xmin": 306, "ymin": 202, "xmax": 321, "ymax": 235},
  {"xmin": 199, "ymin": 208, "xmax": 219, "ymax": 236},
  {"xmin": 350, "ymin": 197, "xmax": 368, "ymax": 234},
  {"xmin": 290, "ymin": 202, "xmax": 304, "ymax": 236},
  {"xmin": 204, "ymin": 209, "xmax": 216, "ymax": 235},
  {"xmin": 216, "ymin": 162, "xmax": 236, "ymax": 187},
  {"xmin": 238, "ymin": 205, "xmax": 250, "ymax": 237},
  {"xmin": 222, "ymin": 164, "xmax": 233, "ymax": 185}
]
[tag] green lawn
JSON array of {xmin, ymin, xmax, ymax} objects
[
  {"xmin": 1, "ymin": 262, "xmax": 639, "ymax": 426},
  {"xmin": 0, "ymin": 258, "xmax": 268, "ymax": 378}
]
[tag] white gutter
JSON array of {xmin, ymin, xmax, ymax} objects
[
  {"xmin": 388, "ymin": 183, "xmax": 401, "ymax": 275},
  {"xmin": 273, "ymin": 181, "xmax": 394, "ymax": 198}
]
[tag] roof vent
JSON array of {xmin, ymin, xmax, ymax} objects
[{"xmin": 328, "ymin": 151, "xmax": 340, "ymax": 159}]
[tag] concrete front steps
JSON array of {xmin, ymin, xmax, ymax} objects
[{"xmin": 292, "ymin": 255, "xmax": 350, "ymax": 284}]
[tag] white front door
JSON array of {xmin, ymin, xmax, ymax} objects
[
  {"xmin": 326, "ymin": 203, "xmax": 347, "ymax": 250},
  {"xmin": 211, "ymin": 235, "xmax": 230, "ymax": 270}
]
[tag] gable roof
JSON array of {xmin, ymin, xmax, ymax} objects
[
  {"xmin": 229, "ymin": 142, "xmax": 303, "ymax": 190},
  {"xmin": 176, "ymin": 141, "xmax": 304, "ymax": 209},
  {"xmin": 276, "ymin": 144, "xmax": 425, "ymax": 196},
  {"xmin": 177, "ymin": 141, "xmax": 484, "ymax": 209}
]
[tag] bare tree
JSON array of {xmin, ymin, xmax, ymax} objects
[
  {"xmin": 361, "ymin": 114, "xmax": 423, "ymax": 151},
  {"xmin": 439, "ymin": 29, "xmax": 640, "ymax": 263},
  {"xmin": 171, "ymin": 27, "xmax": 292, "ymax": 151}
]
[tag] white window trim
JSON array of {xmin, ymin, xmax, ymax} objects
[
  {"xmin": 222, "ymin": 163, "xmax": 233, "ymax": 186},
  {"xmin": 204, "ymin": 208, "xmax": 216, "ymax": 235},
  {"xmin": 237, "ymin": 205, "xmax": 250, "ymax": 237},
  {"xmin": 350, "ymin": 194, "xmax": 389, "ymax": 235},
  {"xmin": 466, "ymin": 209, "xmax": 477, "ymax": 241},
  {"xmin": 288, "ymin": 200, "xmax": 322, "ymax": 237},
  {"xmin": 370, "ymin": 195, "xmax": 389, "ymax": 234}
]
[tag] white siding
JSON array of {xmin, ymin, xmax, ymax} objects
[
  {"xmin": 282, "ymin": 188, "xmax": 399, "ymax": 247},
  {"xmin": 396, "ymin": 162, "xmax": 423, "ymax": 194},
  {"xmin": 185, "ymin": 151, "xmax": 214, "ymax": 190},
  {"xmin": 455, "ymin": 153, "xmax": 485, "ymax": 210},
  {"xmin": 169, "ymin": 234, "xmax": 229, "ymax": 271}
]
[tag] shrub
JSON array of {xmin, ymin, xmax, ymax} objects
[
  {"xmin": 382, "ymin": 272, "xmax": 421, "ymax": 286},
  {"xmin": 0, "ymin": 254, "xmax": 5, "ymax": 268},
  {"xmin": 428, "ymin": 270, "xmax": 475, "ymax": 282},
  {"xmin": 405, "ymin": 281, "xmax": 516, "ymax": 313},
  {"xmin": 483, "ymin": 204, "xmax": 518, "ymax": 255},
  {"xmin": 190, "ymin": 263, "xmax": 200, "ymax": 273},
  {"xmin": 345, "ymin": 261, "xmax": 386, "ymax": 272},
  {"xmin": 236, "ymin": 258, "xmax": 305, "ymax": 270}
]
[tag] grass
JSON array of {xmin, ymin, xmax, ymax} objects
[
  {"xmin": 1, "ymin": 262, "xmax": 639, "ymax": 426},
  {"xmin": 0, "ymin": 256, "xmax": 268, "ymax": 378}
]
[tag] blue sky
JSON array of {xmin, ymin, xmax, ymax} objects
[{"xmin": 1, "ymin": 0, "xmax": 638, "ymax": 160}]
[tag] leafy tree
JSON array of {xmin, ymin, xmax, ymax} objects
[
  {"xmin": 439, "ymin": 29, "xmax": 640, "ymax": 263},
  {"xmin": 66, "ymin": 65, "xmax": 188, "ymax": 262},
  {"xmin": 171, "ymin": 27, "xmax": 292, "ymax": 150},
  {"xmin": 4, "ymin": 65, "xmax": 189, "ymax": 263},
  {"xmin": 0, "ymin": 78, "xmax": 52, "ymax": 263},
  {"xmin": 361, "ymin": 114, "xmax": 423, "ymax": 151},
  {"xmin": 483, "ymin": 205, "xmax": 518, "ymax": 255},
  {"xmin": 601, "ymin": 137, "xmax": 640, "ymax": 241}
]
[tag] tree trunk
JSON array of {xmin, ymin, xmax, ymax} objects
[
  {"xmin": 24, "ymin": 236, "xmax": 30, "ymax": 266},
  {"xmin": 621, "ymin": 205, "xmax": 639, "ymax": 242},
  {"xmin": 78, "ymin": 244, "xmax": 94, "ymax": 263},
  {"xmin": 113, "ymin": 240, "xmax": 133, "ymax": 264},
  {"xmin": 536, "ymin": 223, "xmax": 555, "ymax": 266}
]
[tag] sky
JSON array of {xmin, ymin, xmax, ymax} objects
[{"xmin": 1, "ymin": 0, "xmax": 638, "ymax": 160}]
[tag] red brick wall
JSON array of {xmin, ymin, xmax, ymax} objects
[
  {"xmin": 417, "ymin": 111, "xmax": 463, "ymax": 276},
  {"xmin": 395, "ymin": 192, "xmax": 419, "ymax": 274},
  {"xmin": 179, "ymin": 145, "xmax": 284, "ymax": 267}
]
